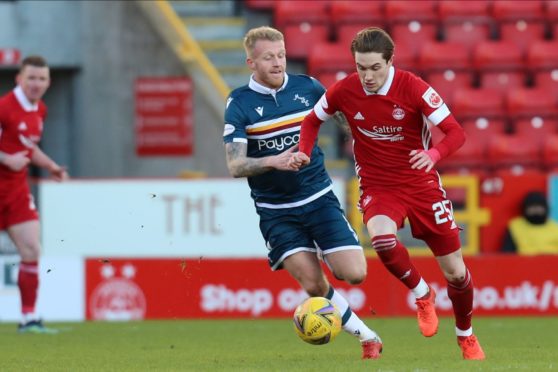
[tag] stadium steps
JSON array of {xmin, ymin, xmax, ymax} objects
[{"xmin": 170, "ymin": 1, "xmax": 251, "ymax": 89}]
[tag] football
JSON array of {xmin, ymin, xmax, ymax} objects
[{"xmin": 293, "ymin": 297, "xmax": 342, "ymax": 345}]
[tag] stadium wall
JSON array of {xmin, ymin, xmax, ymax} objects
[
  {"xmin": 0, "ymin": 1, "xmax": 228, "ymax": 178},
  {"xmin": 1, "ymin": 177, "xmax": 558, "ymax": 322}
]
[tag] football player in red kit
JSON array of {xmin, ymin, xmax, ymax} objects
[
  {"xmin": 291, "ymin": 28, "xmax": 485, "ymax": 360},
  {"xmin": 0, "ymin": 56, "xmax": 67, "ymax": 333}
]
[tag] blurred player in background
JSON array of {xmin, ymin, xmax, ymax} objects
[
  {"xmin": 0, "ymin": 55, "xmax": 67, "ymax": 333},
  {"xmin": 292, "ymin": 27, "xmax": 485, "ymax": 360},
  {"xmin": 223, "ymin": 26, "xmax": 382, "ymax": 359}
]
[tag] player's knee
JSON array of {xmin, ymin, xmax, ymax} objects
[
  {"xmin": 302, "ymin": 280, "xmax": 329, "ymax": 297},
  {"xmin": 443, "ymin": 267, "xmax": 467, "ymax": 283},
  {"xmin": 334, "ymin": 267, "xmax": 367, "ymax": 285},
  {"xmin": 17, "ymin": 240, "xmax": 40, "ymax": 261},
  {"xmin": 346, "ymin": 269, "xmax": 367, "ymax": 285}
]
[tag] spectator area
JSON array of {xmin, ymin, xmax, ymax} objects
[{"xmin": 245, "ymin": 0, "xmax": 558, "ymax": 175}]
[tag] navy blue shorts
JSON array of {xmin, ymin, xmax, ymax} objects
[{"xmin": 256, "ymin": 192, "xmax": 362, "ymax": 270}]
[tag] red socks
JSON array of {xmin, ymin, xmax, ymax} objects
[
  {"xmin": 371, "ymin": 234, "xmax": 421, "ymax": 289},
  {"xmin": 447, "ymin": 269, "xmax": 474, "ymax": 331},
  {"xmin": 18, "ymin": 261, "xmax": 39, "ymax": 314}
]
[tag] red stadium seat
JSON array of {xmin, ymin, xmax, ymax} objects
[
  {"xmin": 336, "ymin": 23, "xmax": 385, "ymax": 46},
  {"xmin": 479, "ymin": 71, "xmax": 527, "ymax": 93},
  {"xmin": 315, "ymin": 71, "xmax": 350, "ymax": 89},
  {"xmin": 461, "ymin": 118, "xmax": 507, "ymax": 147},
  {"xmin": 487, "ymin": 133, "xmax": 542, "ymax": 170},
  {"xmin": 546, "ymin": 1, "xmax": 558, "ymax": 21},
  {"xmin": 418, "ymin": 41, "xmax": 471, "ymax": 73},
  {"xmin": 393, "ymin": 43, "xmax": 418, "ymax": 73},
  {"xmin": 330, "ymin": 1, "xmax": 385, "ymax": 45},
  {"xmin": 442, "ymin": 21, "xmax": 491, "ymax": 52},
  {"xmin": 513, "ymin": 117, "xmax": 558, "ymax": 145},
  {"xmin": 274, "ymin": 0, "xmax": 330, "ymax": 29},
  {"xmin": 274, "ymin": 1, "xmax": 330, "ymax": 59},
  {"xmin": 492, "ymin": 1, "xmax": 545, "ymax": 21},
  {"xmin": 307, "ymin": 42, "xmax": 354, "ymax": 79},
  {"xmin": 437, "ymin": 135, "xmax": 486, "ymax": 171},
  {"xmin": 499, "ymin": 21, "xmax": 546, "ymax": 54},
  {"xmin": 391, "ymin": 22, "xmax": 438, "ymax": 58},
  {"xmin": 543, "ymin": 134, "xmax": 558, "ymax": 169},
  {"xmin": 506, "ymin": 87, "xmax": 558, "ymax": 119},
  {"xmin": 526, "ymin": 41, "xmax": 558, "ymax": 70},
  {"xmin": 244, "ymin": 0, "xmax": 277, "ymax": 11},
  {"xmin": 438, "ymin": 1, "xmax": 493, "ymax": 52},
  {"xmin": 532, "ymin": 70, "xmax": 558, "ymax": 99},
  {"xmin": 473, "ymin": 41, "xmax": 524, "ymax": 71},
  {"xmin": 282, "ymin": 24, "xmax": 330, "ymax": 59},
  {"xmin": 384, "ymin": 1, "xmax": 438, "ymax": 23},
  {"xmin": 418, "ymin": 42, "xmax": 472, "ymax": 104},
  {"xmin": 438, "ymin": 0, "xmax": 491, "ymax": 19},
  {"xmin": 452, "ymin": 88, "xmax": 506, "ymax": 120},
  {"xmin": 425, "ymin": 70, "xmax": 474, "ymax": 107}
]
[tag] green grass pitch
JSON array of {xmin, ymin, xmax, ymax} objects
[{"xmin": 0, "ymin": 317, "xmax": 556, "ymax": 371}]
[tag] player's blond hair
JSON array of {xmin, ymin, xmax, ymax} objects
[
  {"xmin": 243, "ymin": 26, "xmax": 284, "ymax": 58},
  {"xmin": 351, "ymin": 27, "xmax": 395, "ymax": 63}
]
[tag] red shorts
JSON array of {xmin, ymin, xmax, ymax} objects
[
  {"xmin": 359, "ymin": 185, "xmax": 461, "ymax": 256},
  {"xmin": 0, "ymin": 182, "xmax": 39, "ymax": 230}
]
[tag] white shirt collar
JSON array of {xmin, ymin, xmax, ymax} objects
[
  {"xmin": 364, "ymin": 65, "xmax": 395, "ymax": 96},
  {"xmin": 14, "ymin": 85, "xmax": 39, "ymax": 112},
  {"xmin": 248, "ymin": 73, "xmax": 289, "ymax": 95}
]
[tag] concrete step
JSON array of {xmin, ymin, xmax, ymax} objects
[
  {"xmin": 182, "ymin": 17, "xmax": 245, "ymax": 40},
  {"xmin": 206, "ymin": 49, "xmax": 246, "ymax": 68},
  {"xmin": 197, "ymin": 39, "xmax": 244, "ymax": 51},
  {"xmin": 170, "ymin": 0, "xmax": 236, "ymax": 17}
]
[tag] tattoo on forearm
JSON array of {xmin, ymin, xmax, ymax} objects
[{"xmin": 225, "ymin": 142, "xmax": 272, "ymax": 177}]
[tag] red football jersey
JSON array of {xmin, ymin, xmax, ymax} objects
[
  {"xmin": 315, "ymin": 67, "xmax": 455, "ymax": 191},
  {"xmin": 0, "ymin": 86, "xmax": 47, "ymax": 185}
]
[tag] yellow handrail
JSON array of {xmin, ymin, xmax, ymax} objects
[
  {"xmin": 153, "ymin": 0, "xmax": 230, "ymax": 100},
  {"xmin": 137, "ymin": 0, "xmax": 233, "ymax": 122}
]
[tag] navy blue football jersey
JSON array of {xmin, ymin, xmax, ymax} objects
[{"xmin": 223, "ymin": 74, "xmax": 332, "ymax": 207}]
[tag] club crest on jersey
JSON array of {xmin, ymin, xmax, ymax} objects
[
  {"xmin": 422, "ymin": 87, "xmax": 443, "ymax": 109},
  {"xmin": 18, "ymin": 121, "xmax": 27, "ymax": 131},
  {"xmin": 255, "ymin": 106, "xmax": 264, "ymax": 116},
  {"xmin": 392, "ymin": 106, "xmax": 405, "ymax": 120},
  {"xmin": 293, "ymin": 94, "xmax": 310, "ymax": 107}
]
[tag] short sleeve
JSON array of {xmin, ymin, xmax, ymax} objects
[
  {"xmin": 413, "ymin": 76, "xmax": 451, "ymax": 126},
  {"xmin": 223, "ymin": 95, "xmax": 248, "ymax": 144}
]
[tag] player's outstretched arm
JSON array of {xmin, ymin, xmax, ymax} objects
[
  {"xmin": 225, "ymin": 142, "xmax": 300, "ymax": 178},
  {"xmin": 31, "ymin": 145, "xmax": 68, "ymax": 181}
]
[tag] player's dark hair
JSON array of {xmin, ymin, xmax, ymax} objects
[
  {"xmin": 351, "ymin": 27, "xmax": 394, "ymax": 63},
  {"xmin": 20, "ymin": 55, "xmax": 48, "ymax": 72}
]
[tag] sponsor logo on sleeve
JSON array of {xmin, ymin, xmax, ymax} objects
[
  {"xmin": 223, "ymin": 124, "xmax": 235, "ymax": 136},
  {"xmin": 422, "ymin": 87, "xmax": 443, "ymax": 109}
]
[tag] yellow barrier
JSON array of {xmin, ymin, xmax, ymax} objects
[
  {"xmin": 347, "ymin": 175, "xmax": 490, "ymax": 256},
  {"xmin": 136, "ymin": 0, "xmax": 230, "ymax": 120}
]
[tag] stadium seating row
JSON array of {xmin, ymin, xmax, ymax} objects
[
  {"xmin": 308, "ymin": 40, "xmax": 558, "ymax": 98},
  {"xmin": 438, "ymin": 132, "xmax": 558, "ymax": 173},
  {"xmin": 257, "ymin": 0, "xmax": 558, "ymax": 59}
]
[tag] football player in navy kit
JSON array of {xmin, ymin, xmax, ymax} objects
[{"xmin": 223, "ymin": 26, "xmax": 382, "ymax": 359}]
